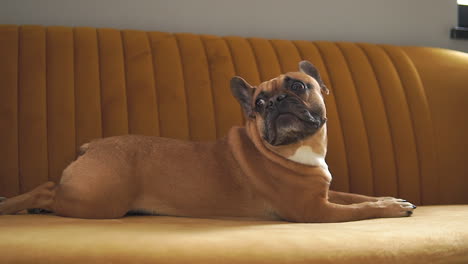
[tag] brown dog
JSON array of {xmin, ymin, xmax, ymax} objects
[{"xmin": 0, "ymin": 61, "xmax": 416, "ymax": 222}]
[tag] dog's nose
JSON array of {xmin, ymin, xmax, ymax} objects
[
  {"xmin": 277, "ymin": 94, "xmax": 288, "ymax": 101},
  {"xmin": 267, "ymin": 94, "xmax": 288, "ymax": 109}
]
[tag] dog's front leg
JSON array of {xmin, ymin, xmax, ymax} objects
[
  {"xmin": 320, "ymin": 200, "xmax": 417, "ymax": 222},
  {"xmin": 286, "ymin": 199, "xmax": 416, "ymax": 223},
  {"xmin": 328, "ymin": 190, "xmax": 408, "ymax": 205}
]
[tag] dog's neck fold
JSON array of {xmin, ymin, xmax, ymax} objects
[
  {"xmin": 244, "ymin": 121, "xmax": 329, "ymax": 170},
  {"xmin": 283, "ymin": 127, "xmax": 328, "ymax": 169}
]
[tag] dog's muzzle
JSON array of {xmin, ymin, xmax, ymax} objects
[{"xmin": 263, "ymin": 95, "xmax": 326, "ymax": 146}]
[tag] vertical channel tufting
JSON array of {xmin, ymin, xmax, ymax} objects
[
  {"xmin": 0, "ymin": 25, "xmax": 20, "ymax": 196},
  {"xmin": 336, "ymin": 43, "xmax": 398, "ymax": 198},
  {"xmin": 293, "ymin": 40, "xmax": 350, "ymax": 192},
  {"xmin": 46, "ymin": 27, "xmax": 76, "ymax": 183},
  {"xmin": 18, "ymin": 26, "xmax": 49, "ymax": 192},
  {"xmin": 269, "ymin": 40, "xmax": 301, "ymax": 72},
  {"xmin": 224, "ymin": 36, "xmax": 261, "ymax": 86},
  {"xmin": 147, "ymin": 32, "xmax": 188, "ymax": 139},
  {"xmin": 176, "ymin": 34, "xmax": 216, "ymax": 141},
  {"xmin": 359, "ymin": 43, "xmax": 420, "ymax": 203},
  {"xmin": 122, "ymin": 30, "xmax": 160, "ymax": 136},
  {"xmin": 247, "ymin": 38, "xmax": 282, "ymax": 81},
  {"xmin": 3, "ymin": 25, "xmax": 466, "ymax": 203},
  {"xmin": 381, "ymin": 45, "xmax": 436, "ymax": 204},
  {"xmin": 201, "ymin": 35, "xmax": 242, "ymax": 138},
  {"xmin": 145, "ymin": 32, "xmax": 161, "ymax": 137},
  {"xmin": 199, "ymin": 35, "xmax": 219, "ymax": 139},
  {"xmin": 74, "ymin": 27, "xmax": 103, "ymax": 148},
  {"xmin": 224, "ymin": 36, "xmax": 262, "ymax": 124},
  {"xmin": 314, "ymin": 42, "xmax": 374, "ymax": 196},
  {"xmin": 222, "ymin": 36, "xmax": 245, "ymax": 124},
  {"xmin": 403, "ymin": 47, "xmax": 468, "ymax": 204},
  {"xmin": 97, "ymin": 28, "xmax": 129, "ymax": 137}
]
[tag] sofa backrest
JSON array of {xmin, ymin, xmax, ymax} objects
[{"xmin": 1, "ymin": 25, "xmax": 467, "ymax": 205}]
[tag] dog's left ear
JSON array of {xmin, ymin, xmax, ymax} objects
[
  {"xmin": 230, "ymin": 76, "xmax": 256, "ymax": 118},
  {"xmin": 299, "ymin": 60, "xmax": 329, "ymax": 95}
]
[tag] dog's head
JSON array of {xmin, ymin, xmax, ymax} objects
[{"xmin": 231, "ymin": 61, "xmax": 329, "ymax": 150}]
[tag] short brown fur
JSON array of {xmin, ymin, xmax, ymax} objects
[{"xmin": 0, "ymin": 61, "xmax": 416, "ymax": 222}]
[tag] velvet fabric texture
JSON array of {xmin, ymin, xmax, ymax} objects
[
  {"xmin": 1, "ymin": 206, "xmax": 467, "ymax": 263},
  {"xmin": 1, "ymin": 25, "xmax": 467, "ymax": 204},
  {"xmin": 0, "ymin": 25, "xmax": 468, "ymax": 262}
]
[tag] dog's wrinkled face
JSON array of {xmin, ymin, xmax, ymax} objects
[{"xmin": 231, "ymin": 61, "xmax": 329, "ymax": 146}]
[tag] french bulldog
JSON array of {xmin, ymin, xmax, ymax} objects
[{"xmin": 0, "ymin": 61, "xmax": 416, "ymax": 222}]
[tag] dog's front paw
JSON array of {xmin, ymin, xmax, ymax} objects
[
  {"xmin": 374, "ymin": 199, "xmax": 417, "ymax": 218},
  {"xmin": 376, "ymin": 196, "xmax": 409, "ymax": 203},
  {"xmin": 0, "ymin": 197, "xmax": 7, "ymax": 215}
]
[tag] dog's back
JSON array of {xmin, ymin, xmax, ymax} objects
[{"xmin": 54, "ymin": 133, "xmax": 271, "ymax": 219}]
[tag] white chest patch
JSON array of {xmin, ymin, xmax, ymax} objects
[
  {"xmin": 288, "ymin": 146, "xmax": 327, "ymax": 168},
  {"xmin": 288, "ymin": 146, "xmax": 332, "ymax": 180}
]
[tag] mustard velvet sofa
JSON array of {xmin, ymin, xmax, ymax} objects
[{"xmin": 0, "ymin": 25, "xmax": 467, "ymax": 263}]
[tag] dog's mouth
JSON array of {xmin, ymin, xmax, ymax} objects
[
  {"xmin": 276, "ymin": 113, "xmax": 299, "ymax": 124},
  {"xmin": 263, "ymin": 108, "xmax": 326, "ymax": 146}
]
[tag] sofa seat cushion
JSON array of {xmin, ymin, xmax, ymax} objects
[{"xmin": 0, "ymin": 205, "xmax": 467, "ymax": 264}]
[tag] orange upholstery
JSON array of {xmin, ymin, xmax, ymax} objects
[
  {"xmin": 1, "ymin": 206, "xmax": 468, "ymax": 264},
  {"xmin": 1, "ymin": 25, "xmax": 467, "ymax": 206},
  {"xmin": 1, "ymin": 24, "xmax": 468, "ymax": 264}
]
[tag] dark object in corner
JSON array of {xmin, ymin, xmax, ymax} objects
[
  {"xmin": 452, "ymin": 4, "xmax": 468, "ymax": 40},
  {"xmin": 459, "ymin": 3, "xmax": 468, "ymax": 27},
  {"xmin": 451, "ymin": 27, "xmax": 468, "ymax": 40}
]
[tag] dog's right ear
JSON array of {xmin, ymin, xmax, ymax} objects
[
  {"xmin": 299, "ymin": 61, "xmax": 329, "ymax": 95},
  {"xmin": 230, "ymin": 76, "xmax": 256, "ymax": 118}
]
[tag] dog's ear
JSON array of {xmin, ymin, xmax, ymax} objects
[
  {"xmin": 230, "ymin": 76, "xmax": 256, "ymax": 118},
  {"xmin": 299, "ymin": 60, "xmax": 330, "ymax": 95}
]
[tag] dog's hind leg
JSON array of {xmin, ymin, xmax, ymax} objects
[{"xmin": 0, "ymin": 182, "xmax": 56, "ymax": 215}]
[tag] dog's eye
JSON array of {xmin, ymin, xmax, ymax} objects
[
  {"xmin": 255, "ymin": 98, "xmax": 265, "ymax": 108},
  {"xmin": 291, "ymin": 81, "xmax": 305, "ymax": 91}
]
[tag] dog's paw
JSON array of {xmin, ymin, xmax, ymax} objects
[
  {"xmin": 374, "ymin": 199, "xmax": 417, "ymax": 218},
  {"xmin": 376, "ymin": 196, "xmax": 408, "ymax": 202},
  {"xmin": 0, "ymin": 197, "xmax": 7, "ymax": 215},
  {"xmin": 30, "ymin": 182, "xmax": 56, "ymax": 209},
  {"xmin": 27, "ymin": 208, "xmax": 53, "ymax": 214}
]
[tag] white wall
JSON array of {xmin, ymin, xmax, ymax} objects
[{"xmin": 1, "ymin": 0, "xmax": 467, "ymax": 53}]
